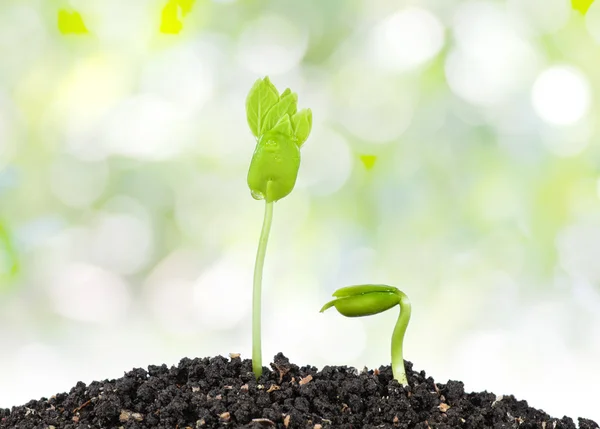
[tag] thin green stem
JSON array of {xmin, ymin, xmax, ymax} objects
[
  {"xmin": 391, "ymin": 290, "xmax": 411, "ymax": 386},
  {"xmin": 252, "ymin": 181, "xmax": 274, "ymax": 379}
]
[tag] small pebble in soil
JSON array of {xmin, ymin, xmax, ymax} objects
[{"xmin": 0, "ymin": 353, "xmax": 597, "ymax": 429}]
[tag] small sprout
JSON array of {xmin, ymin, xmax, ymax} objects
[
  {"xmin": 320, "ymin": 284, "xmax": 411, "ymax": 385},
  {"xmin": 246, "ymin": 77, "xmax": 313, "ymax": 379}
]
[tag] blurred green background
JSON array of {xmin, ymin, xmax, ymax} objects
[{"xmin": 1, "ymin": 0, "xmax": 600, "ymax": 422}]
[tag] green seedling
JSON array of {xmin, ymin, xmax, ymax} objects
[
  {"xmin": 246, "ymin": 77, "xmax": 313, "ymax": 379},
  {"xmin": 320, "ymin": 284, "xmax": 411, "ymax": 385}
]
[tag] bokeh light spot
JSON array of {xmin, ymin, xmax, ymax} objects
[
  {"xmin": 50, "ymin": 157, "xmax": 108, "ymax": 208},
  {"xmin": 531, "ymin": 66, "xmax": 591, "ymax": 126},
  {"xmin": 56, "ymin": 56, "xmax": 130, "ymax": 126},
  {"xmin": 368, "ymin": 7, "xmax": 445, "ymax": 72},
  {"xmin": 445, "ymin": 1, "xmax": 537, "ymax": 106},
  {"xmin": 76, "ymin": 1, "xmax": 154, "ymax": 50},
  {"xmin": 237, "ymin": 14, "xmax": 308, "ymax": 75},
  {"xmin": 507, "ymin": 0, "xmax": 570, "ymax": 35},
  {"xmin": 49, "ymin": 263, "xmax": 131, "ymax": 323},
  {"xmin": 144, "ymin": 250, "xmax": 203, "ymax": 334},
  {"xmin": 140, "ymin": 44, "xmax": 215, "ymax": 112},
  {"xmin": 3, "ymin": 343, "xmax": 69, "ymax": 408},
  {"xmin": 541, "ymin": 121, "xmax": 591, "ymax": 156},
  {"xmin": 89, "ymin": 212, "xmax": 153, "ymax": 275},
  {"xmin": 334, "ymin": 71, "xmax": 414, "ymax": 142},
  {"xmin": 193, "ymin": 249, "xmax": 252, "ymax": 331},
  {"xmin": 314, "ymin": 314, "xmax": 367, "ymax": 364},
  {"xmin": 100, "ymin": 95, "xmax": 186, "ymax": 160},
  {"xmin": 585, "ymin": 1, "xmax": 600, "ymax": 43},
  {"xmin": 296, "ymin": 128, "xmax": 352, "ymax": 196},
  {"xmin": 0, "ymin": 104, "xmax": 15, "ymax": 168},
  {"xmin": 557, "ymin": 224, "xmax": 600, "ymax": 283},
  {"xmin": 56, "ymin": 56, "xmax": 131, "ymax": 161}
]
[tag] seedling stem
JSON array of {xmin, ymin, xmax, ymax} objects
[
  {"xmin": 252, "ymin": 181, "xmax": 274, "ymax": 378},
  {"xmin": 391, "ymin": 289, "xmax": 411, "ymax": 385}
]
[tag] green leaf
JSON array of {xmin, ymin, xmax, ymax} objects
[
  {"xmin": 260, "ymin": 91, "xmax": 298, "ymax": 135},
  {"xmin": 246, "ymin": 77, "xmax": 279, "ymax": 138},
  {"xmin": 291, "ymin": 108, "xmax": 312, "ymax": 147},
  {"xmin": 270, "ymin": 114, "xmax": 294, "ymax": 137},
  {"xmin": 320, "ymin": 300, "xmax": 337, "ymax": 313}
]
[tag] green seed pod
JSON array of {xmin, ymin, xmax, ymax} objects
[
  {"xmin": 247, "ymin": 130, "xmax": 301, "ymax": 203},
  {"xmin": 320, "ymin": 284, "xmax": 411, "ymax": 386},
  {"xmin": 332, "ymin": 284, "xmax": 399, "ymax": 298},
  {"xmin": 320, "ymin": 290, "xmax": 399, "ymax": 317}
]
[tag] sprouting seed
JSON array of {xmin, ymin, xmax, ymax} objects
[{"xmin": 320, "ymin": 284, "xmax": 411, "ymax": 385}]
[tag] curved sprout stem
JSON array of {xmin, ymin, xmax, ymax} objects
[
  {"xmin": 391, "ymin": 290, "xmax": 411, "ymax": 386},
  {"xmin": 252, "ymin": 181, "xmax": 274, "ymax": 379},
  {"xmin": 320, "ymin": 285, "xmax": 412, "ymax": 386}
]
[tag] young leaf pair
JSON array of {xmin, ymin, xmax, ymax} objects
[
  {"xmin": 246, "ymin": 77, "xmax": 312, "ymax": 203},
  {"xmin": 245, "ymin": 77, "xmax": 411, "ymax": 386}
]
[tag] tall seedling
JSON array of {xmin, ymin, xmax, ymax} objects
[{"xmin": 245, "ymin": 77, "xmax": 312, "ymax": 378}]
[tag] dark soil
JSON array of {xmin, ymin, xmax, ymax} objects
[{"xmin": 1, "ymin": 353, "xmax": 597, "ymax": 429}]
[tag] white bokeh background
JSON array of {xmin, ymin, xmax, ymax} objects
[{"xmin": 1, "ymin": 0, "xmax": 600, "ymax": 424}]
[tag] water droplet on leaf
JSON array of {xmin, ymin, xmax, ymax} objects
[{"xmin": 251, "ymin": 190, "xmax": 264, "ymax": 200}]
